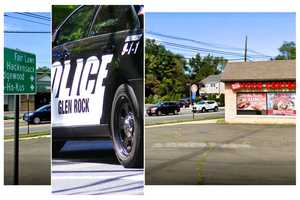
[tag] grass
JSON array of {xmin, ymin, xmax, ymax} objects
[
  {"xmin": 216, "ymin": 118, "xmax": 295, "ymax": 127},
  {"xmin": 4, "ymin": 116, "xmax": 23, "ymax": 120},
  {"xmin": 4, "ymin": 131, "xmax": 50, "ymax": 140},
  {"xmin": 216, "ymin": 118, "xmax": 225, "ymax": 124}
]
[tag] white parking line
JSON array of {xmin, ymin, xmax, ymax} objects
[{"xmin": 52, "ymin": 174, "xmax": 144, "ymax": 181}]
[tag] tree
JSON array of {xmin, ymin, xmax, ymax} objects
[
  {"xmin": 188, "ymin": 53, "xmax": 227, "ymax": 81},
  {"xmin": 145, "ymin": 39, "xmax": 187, "ymax": 102},
  {"xmin": 52, "ymin": 5, "xmax": 77, "ymax": 31},
  {"xmin": 275, "ymin": 41, "xmax": 296, "ymax": 60}
]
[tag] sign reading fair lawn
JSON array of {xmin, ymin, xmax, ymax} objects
[{"xmin": 4, "ymin": 48, "xmax": 36, "ymax": 94}]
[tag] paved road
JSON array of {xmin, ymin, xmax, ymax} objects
[
  {"xmin": 145, "ymin": 123, "xmax": 295, "ymax": 185},
  {"xmin": 4, "ymin": 120, "xmax": 50, "ymax": 136},
  {"xmin": 145, "ymin": 108, "xmax": 224, "ymax": 125},
  {"xmin": 4, "ymin": 136, "xmax": 51, "ymax": 185},
  {"xmin": 52, "ymin": 140, "xmax": 144, "ymax": 195}
]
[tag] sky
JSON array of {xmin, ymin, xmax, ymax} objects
[
  {"xmin": 4, "ymin": 12, "xmax": 51, "ymax": 68},
  {"xmin": 146, "ymin": 13, "xmax": 296, "ymax": 61}
]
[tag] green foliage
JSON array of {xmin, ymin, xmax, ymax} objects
[
  {"xmin": 188, "ymin": 53, "xmax": 227, "ymax": 81},
  {"xmin": 52, "ymin": 5, "xmax": 78, "ymax": 31},
  {"xmin": 275, "ymin": 41, "xmax": 296, "ymax": 60},
  {"xmin": 145, "ymin": 39, "xmax": 227, "ymax": 103},
  {"xmin": 145, "ymin": 39, "xmax": 188, "ymax": 103}
]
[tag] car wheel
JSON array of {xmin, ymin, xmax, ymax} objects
[
  {"xmin": 52, "ymin": 141, "xmax": 65, "ymax": 155},
  {"xmin": 148, "ymin": 113, "xmax": 152, "ymax": 116},
  {"xmin": 201, "ymin": 108, "xmax": 206, "ymax": 113},
  {"xmin": 111, "ymin": 84, "xmax": 143, "ymax": 168},
  {"xmin": 33, "ymin": 117, "xmax": 41, "ymax": 124},
  {"xmin": 214, "ymin": 107, "xmax": 219, "ymax": 112},
  {"xmin": 157, "ymin": 111, "xmax": 162, "ymax": 116}
]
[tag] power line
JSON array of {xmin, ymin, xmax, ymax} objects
[
  {"xmin": 4, "ymin": 14, "xmax": 50, "ymax": 26},
  {"xmin": 146, "ymin": 30, "xmax": 272, "ymax": 58},
  {"xmin": 147, "ymin": 37, "xmax": 272, "ymax": 60},
  {"xmin": 5, "ymin": 31, "xmax": 50, "ymax": 33},
  {"xmin": 146, "ymin": 49, "xmax": 243, "ymax": 62},
  {"xmin": 16, "ymin": 12, "xmax": 51, "ymax": 21},
  {"xmin": 163, "ymin": 45, "xmax": 245, "ymax": 60},
  {"xmin": 25, "ymin": 12, "xmax": 51, "ymax": 20},
  {"xmin": 154, "ymin": 39, "xmax": 252, "ymax": 58}
]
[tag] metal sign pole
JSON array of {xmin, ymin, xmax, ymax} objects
[
  {"xmin": 14, "ymin": 95, "xmax": 20, "ymax": 185},
  {"xmin": 27, "ymin": 95, "xmax": 29, "ymax": 135}
]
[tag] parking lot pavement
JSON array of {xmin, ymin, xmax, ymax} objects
[
  {"xmin": 4, "ymin": 137, "xmax": 51, "ymax": 185},
  {"xmin": 52, "ymin": 141, "xmax": 144, "ymax": 195},
  {"xmin": 145, "ymin": 123, "xmax": 295, "ymax": 185}
]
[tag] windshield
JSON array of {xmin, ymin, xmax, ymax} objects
[
  {"xmin": 36, "ymin": 105, "xmax": 49, "ymax": 112},
  {"xmin": 197, "ymin": 101, "xmax": 205, "ymax": 105}
]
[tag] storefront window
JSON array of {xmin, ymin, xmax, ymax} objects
[
  {"xmin": 237, "ymin": 93, "xmax": 267, "ymax": 115},
  {"xmin": 237, "ymin": 92, "xmax": 296, "ymax": 116},
  {"xmin": 267, "ymin": 93, "xmax": 296, "ymax": 116}
]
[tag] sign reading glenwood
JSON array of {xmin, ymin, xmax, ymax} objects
[{"xmin": 4, "ymin": 48, "xmax": 36, "ymax": 94}]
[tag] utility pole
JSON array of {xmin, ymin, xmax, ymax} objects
[{"xmin": 244, "ymin": 35, "xmax": 248, "ymax": 62}]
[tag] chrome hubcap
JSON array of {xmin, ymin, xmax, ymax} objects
[{"xmin": 123, "ymin": 112, "xmax": 135, "ymax": 138}]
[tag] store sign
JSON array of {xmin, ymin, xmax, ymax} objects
[
  {"xmin": 231, "ymin": 81, "xmax": 296, "ymax": 91},
  {"xmin": 4, "ymin": 48, "xmax": 36, "ymax": 94},
  {"xmin": 267, "ymin": 93, "xmax": 296, "ymax": 116},
  {"xmin": 237, "ymin": 93, "xmax": 266, "ymax": 111}
]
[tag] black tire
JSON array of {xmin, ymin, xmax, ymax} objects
[
  {"xmin": 202, "ymin": 107, "xmax": 206, "ymax": 113},
  {"xmin": 52, "ymin": 141, "xmax": 65, "ymax": 155},
  {"xmin": 111, "ymin": 84, "xmax": 143, "ymax": 168},
  {"xmin": 33, "ymin": 117, "xmax": 41, "ymax": 124},
  {"xmin": 214, "ymin": 107, "xmax": 219, "ymax": 112},
  {"xmin": 157, "ymin": 111, "xmax": 162, "ymax": 116},
  {"xmin": 148, "ymin": 113, "xmax": 152, "ymax": 116}
]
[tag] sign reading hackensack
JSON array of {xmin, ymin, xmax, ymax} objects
[{"xmin": 51, "ymin": 54, "xmax": 113, "ymax": 127}]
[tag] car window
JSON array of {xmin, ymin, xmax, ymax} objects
[
  {"xmin": 36, "ymin": 105, "xmax": 49, "ymax": 112},
  {"xmin": 90, "ymin": 5, "xmax": 137, "ymax": 36},
  {"xmin": 56, "ymin": 6, "xmax": 96, "ymax": 45}
]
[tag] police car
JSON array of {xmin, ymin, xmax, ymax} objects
[{"xmin": 51, "ymin": 5, "xmax": 144, "ymax": 168}]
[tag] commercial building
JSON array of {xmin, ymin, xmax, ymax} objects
[{"xmin": 221, "ymin": 60, "xmax": 295, "ymax": 124}]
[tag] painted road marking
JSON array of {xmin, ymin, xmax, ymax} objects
[
  {"xmin": 145, "ymin": 119, "xmax": 220, "ymax": 128},
  {"xmin": 52, "ymin": 174, "xmax": 144, "ymax": 181},
  {"xmin": 152, "ymin": 142, "xmax": 252, "ymax": 149}
]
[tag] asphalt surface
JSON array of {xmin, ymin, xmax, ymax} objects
[
  {"xmin": 145, "ymin": 123, "xmax": 295, "ymax": 185},
  {"xmin": 52, "ymin": 140, "xmax": 144, "ymax": 195},
  {"xmin": 4, "ymin": 120, "xmax": 50, "ymax": 136},
  {"xmin": 4, "ymin": 136, "xmax": 51, "ymax": 185},
  {"xmin": 145, "ymin": 107, "xmax": 224, "ymax": 125}
]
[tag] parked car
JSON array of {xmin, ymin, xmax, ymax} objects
[
  {"xmin": 23, "ymin": 104, "xmax": 51, "ymax": 124},
  {"xmin": 51, "ymin": 5, "xmax": 144, "ymax": 168},
  {"xmin": 178, "ymin": 98, "xmax": 191, "ymax": 108},
  {"xmin": 147, "ymin": 102, "xmax": 180, "ymax": 116},
  {"xmin": 192, "ymin": 100, "xmax": 218, "ymax": 113}
]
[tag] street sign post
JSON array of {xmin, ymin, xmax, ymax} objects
[
  {"xmin": 4, "ymin": 48, "xmax": 36, "ymax": 94},
  {"xmin": 4, "ymin": 47, "xmax": 36, "ymax": 185},
  {"xmin": 190, "ymin": 84, "xmax": 198, "ymax": 120}
]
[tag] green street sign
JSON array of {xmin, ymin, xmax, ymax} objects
[{"xmin": 4, "ymin": 48, "xmax": 37, "ymax": 94}]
